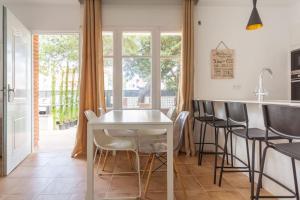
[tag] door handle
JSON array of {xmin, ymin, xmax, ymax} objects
[{"xmin": 7, "ymin": 84, "xmax": 15, "ymax": 102}]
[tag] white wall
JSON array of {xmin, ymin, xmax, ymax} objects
[
  {"xmin": 289, "ymin": 1, "xmax": 300, "ymax": 49},
  {"xmin": 2, "ymin": 3, "xmax": 81, "ymax": 32},
  {"xmin": 2, "ymin": 0, "xmax": 182, "ymax": 32},
  {"xmin": 102, "ymin": 3, "xmax": 181, "ymax": 29},
  {"xmin": 194, "ymin": 4, "xmax": 290, "ymax": 101}
]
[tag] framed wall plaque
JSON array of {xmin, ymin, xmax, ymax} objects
[{"xmin": 211, "ymin": 41, "xmax": 235, "ymax": 79}]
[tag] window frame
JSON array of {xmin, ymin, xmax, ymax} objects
[{"xmin": 102, "ymin": 26, "xmax": 181, "ymax": 111}]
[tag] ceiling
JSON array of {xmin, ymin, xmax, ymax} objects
[
  {"xmin": 1, "ymin": 0, "xmax": 297, "ymax": 6},
  {"xmin": 199, "ymin": 0, "xmax": 298, "ymax": 6},
  {"xmin": 1, "ymin": 0, "xmax": 79, "ymax": 5}
]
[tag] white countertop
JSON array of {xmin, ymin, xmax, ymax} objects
[{"xmin": 196, "ymin": 99, "xmax": 300, "ymax": 107}]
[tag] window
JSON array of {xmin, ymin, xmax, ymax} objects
[
  {"xmin": 122, "ymin": 32, "xmax": 152, "ymax": 108},
  {"xmin": 160, "ymin": 33, "xmax": 181, "ymax": 108},
  {"xmin": 102, "ymin": 29, "xmax": 181, "ymax": 110},
  {"xmin": 103, "ymin": 32, "xmax": 113, "ymax": 108}
]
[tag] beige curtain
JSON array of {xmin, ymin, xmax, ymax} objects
[
  {"xmin": 177, "ymin": 0, "xmax": 196, "ymax": 156},
  {"xmin": 72, "ymin": 0, "xmax": 106, "ymax": 157}
]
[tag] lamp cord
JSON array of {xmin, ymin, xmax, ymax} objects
[{"xmin": 253, "ymin": 0, "xmax": 257, "ymax": 7}]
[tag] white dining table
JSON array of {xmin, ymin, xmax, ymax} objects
[{"xmin": 86, "ymin": 109, "xmax": 174, "ymax": 200}]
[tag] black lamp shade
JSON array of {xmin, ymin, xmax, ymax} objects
[{"xmin": 246, "ymin": 1, "xmax": 263, "ymax": 30}]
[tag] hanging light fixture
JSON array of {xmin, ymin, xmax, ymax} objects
[{"xmin": 246, "ymin": 0, "xmax": 263, "ymax": 30}]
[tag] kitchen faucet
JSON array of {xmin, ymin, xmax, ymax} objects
[{"xmin": 255, "ymin": 68, "xmax": 273, "ymax": 101}]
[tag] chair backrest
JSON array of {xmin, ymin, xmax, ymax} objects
[
  {"xmin": 166, "ymin": 106, "xmax": 177, "ymax": 121},
  {"xmin": 84, "ymin": 110, "xmax": 107, "ymax": 147},
  {"xmin": 173, "ymin": 111, "xmax": 189, "ymax": 152},
  {"xmin": 225, "ymin": 102, "xmax": 248, "ymax": 125},
  {"xmin": 99, "ymin": 107, "xmax": 106, "ymax": 116},
  {"xmin": 262, "ymin": 104, "xmax": 300, "ymax": 140},
  {"xmin": 192, "ymin": 100, "xmax": 200, "ymax": 117},
  {"xmin": 84, "ymin": 110, "xmax": 97, "ymax": 121},
  {"xmin": 202, "ymin": 100, "xmax": 215, "ymax": 117}
]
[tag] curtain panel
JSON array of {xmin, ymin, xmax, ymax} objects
[
  {"xmin": 177, "ymin": 0, "xmax": 196, "ymax": 156},
  {"xmin": 72, "ymin": 0, "xmax": 106, "ymax": 157}
]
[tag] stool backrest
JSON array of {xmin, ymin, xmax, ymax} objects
[
  {"xmin": 192, "ymin": 100, "xmax": 200, "ymax": 117},
  {"xmin": 202, "ymin": 100, "xmax": 216, "ymax": 119},
  {"xmin": 262, "ymin": 104, "xmax": 300, "ymax": 140},
  {"xmin": 225, "ymin": 102, "xmax": 248, "ymax": 125},
  {"xmin": 202, "ymin": 100, "xmax": 214, "ymax": 116},
  {"xmin": 173, "ymin": 111, "xmax": 189, "ymax": 152}
]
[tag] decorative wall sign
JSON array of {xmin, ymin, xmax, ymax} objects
[{"xmin": 211, "ymin": 41, "xmax": 235, "ymax": 79}]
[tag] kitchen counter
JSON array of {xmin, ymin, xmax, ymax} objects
[{"xmin": 213, "ymin": 99, "xmax": 300, "ymax": 106}]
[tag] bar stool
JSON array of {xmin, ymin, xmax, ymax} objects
[
  {"xmin": 193, "ymin": 99, "xmax": 213, "ymax": 165},
  {"xmin": 218, "ymin": 102, "xmax": 283, "ymax": 199},
  {"xmin": 192, "ymin": 100, "xmax": 215, "ymax": 165},
  {"xmin": 192, "ymin": 99, "xmax": 201, "ymax": 130},
  {"xmin": 255, "ymin": 104, "xmax": 300, "ymax": 200},
  {"xmin": 199, "ymin": 100, "xmax": 243, "ymax": 184}
]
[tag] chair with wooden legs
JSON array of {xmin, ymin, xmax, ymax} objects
[
  {"xmin": 139, "ymin": 111, "xmax": 189, "ymax": 198},
  {"xmin": 93, "ymin": 108, "xmax": 137, "ymax": 171},
  {"xmin": 84, "ymin": 110, "xmax": 142, "ymax": 199}
]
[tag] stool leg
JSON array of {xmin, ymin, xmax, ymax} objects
[
  {"xmin": 218, "ymin": 129, "xmax": 229, "ymax": 186},
  {"xmin": 245, "ymin": 138, "xmax": 251, "ymax": 182},
  {"xmin": 224, "ymin": 128, "xmax": 229, "ymax": 165},
  {"xmin": 230, "ymin": 130, "xmax": 234, "ymax": 167},
  {"xmin": 255, "ymin": 146, "xmax": 269, "ymax": 200},
  {"xmin": 199, "ymin": 123, "xmax": 207, "ymax": 165},
  {"xmin": 251, "ymin": 140, "xmax": 256, "ymax": 200},
  {"xmin": 292, "ymin": 157, "xmax": 300, "ymax": 200},
  {"xmin": 198, "ymin": 122, "xmax": 203, "ymax": 165},
  {"xmin": 259, "ymin": 140, "xmax": 263, "ymax": 189},
  {"xmin": 193, "ymin": 118, "xmax": 195, "ymax": 129},
  {"xmin": 214, "ymin": 128, "xmax": 219, "ymax": 184}
]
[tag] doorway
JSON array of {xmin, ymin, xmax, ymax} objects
[{"xmin": 34, "ymin": 33, "xmax": 80, "ymax": 153}]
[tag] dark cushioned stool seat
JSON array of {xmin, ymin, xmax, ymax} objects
[{"xmin": 273, "ymin": 143, "xmax": 300, "ymax": 161}]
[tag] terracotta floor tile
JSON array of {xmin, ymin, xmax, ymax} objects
[{"xmin": 0, "ymin": 132, "xmax": 277, "ymax": 200}]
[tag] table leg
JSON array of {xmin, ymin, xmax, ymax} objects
[
  {"xmin": 167, "ymin": 125, "xmax": 174, "ymax": 200},
  {"xmin": 86, "ymin": 124, "xmax": 94, "ymax": 200}
]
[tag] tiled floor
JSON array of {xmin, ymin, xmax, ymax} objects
[{"xmin": 0, "ymin": 130, "xmax": 274, "ymax": 200}]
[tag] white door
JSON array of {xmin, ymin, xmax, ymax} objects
[{"xmin": 2, "ymin": 7, "xmax": 32, "ymax": 175}]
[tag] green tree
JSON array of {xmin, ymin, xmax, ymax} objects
[
  {"xmin": 39, "ymin": 34, "xmax": 79, "ymax": 128},
  {"xmin": 121, "ymin": 34, "xmax": 181, "ymax": 103}
]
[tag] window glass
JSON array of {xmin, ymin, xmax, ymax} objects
[
  {"xmin": 160, "ymin": 33, "xmax": 181, "ymax": 109},
  {"xmin": 103, "ymin": 32, "xmax": 113, "ymax": 108},
  {"xmin": 122, "ymin": 32, "xmax": 152, "ymax": 109}
]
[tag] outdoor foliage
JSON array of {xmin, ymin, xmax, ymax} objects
[
  {"xmin": 39, "ymin": 34, "xmax": 79, "ymax": 128},
  {"xmin": 120, "ymin": 33, "xmax": 181, "ymax": 104}
]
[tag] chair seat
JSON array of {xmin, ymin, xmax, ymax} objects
[
  {"xmin": 136, "ymin": 129, "xmax": 167, "ymax": 136},
  {"xmin": 273, "ymin": 143, "xmax": 300, "ymax": 160},
  {"xmin": 139, "ymin": 142, "xmax": 167, "ymax": 154},
  {"xmin": 233, "ymin": 128, "xmax": 282, "ymax": 140},
  {"xmin": 106, "ymin": 129, "xmax": 137, "ymax": 137},
  {"xmin": 195, "ymin": 116, "xmax": 218, "ymax": 122},
  {"xmin": 94, "ymin": 130, "xmax": 137, "ymax": 150},
  {"xmin": 209, "ymin": 120, "xmax": 244, "ymax": 128}
]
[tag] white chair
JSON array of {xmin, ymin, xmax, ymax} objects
[
  {"xmin": 84, "ymin": 110, "xmax": 142, "ymax": 199},
  {"xmin": 99, "ymin": 107, "xmax": 138, "ymax": 138},
  {"xmin": 139, "ymin": 111, "xmax": 189, "ymax": 198},
  {"xmin": 136, "ymin": 107, "xmax": 177, "ymax": 136}
]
